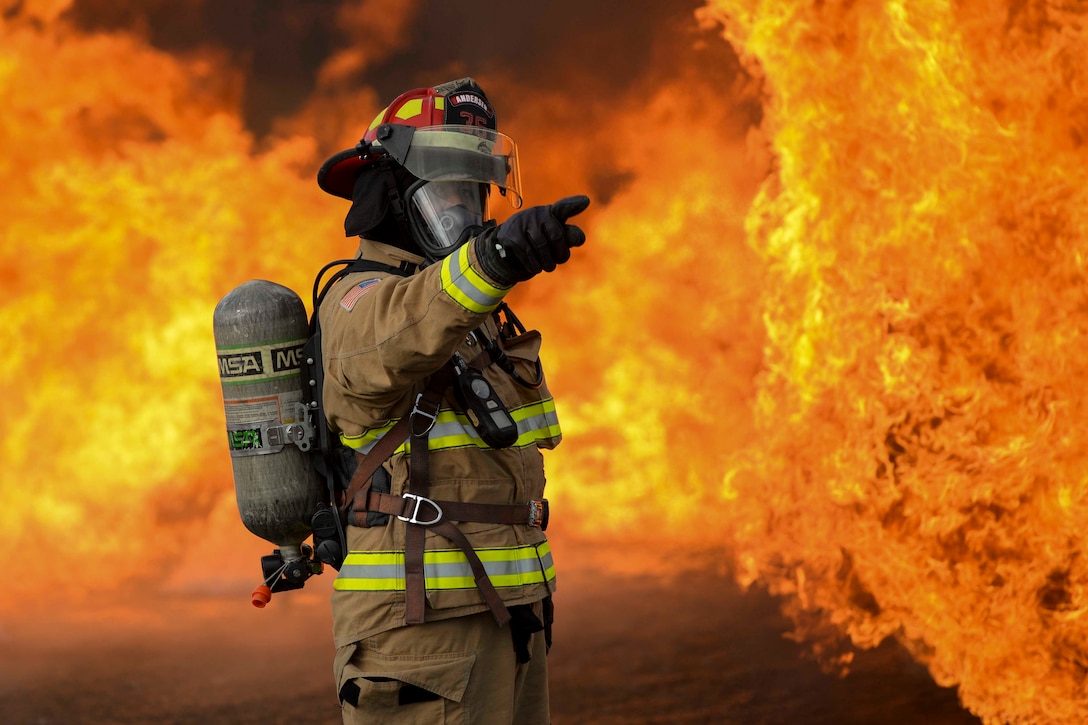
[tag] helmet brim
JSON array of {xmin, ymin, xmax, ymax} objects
[{"xmin": 317, "ymin": 147, "xmax": 370, "ymax": 200}]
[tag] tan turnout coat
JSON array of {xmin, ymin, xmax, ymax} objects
[{"xmin": 320, "ymin": 238, "xmax": 560, "ymax": 649}]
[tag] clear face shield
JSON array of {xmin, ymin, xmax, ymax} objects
[{"xmin": 374, "ymin": 124, "xmax": 522, "ymax": 260}]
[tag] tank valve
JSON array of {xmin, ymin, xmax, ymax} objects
[{"xmin": 251, "ymin": 544, "xmax": 323, "ymax": 608}]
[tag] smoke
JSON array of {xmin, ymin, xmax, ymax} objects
[
  {"xmin": 56, "ymin": 0, "xmax": 761, "ymax": 207},
  {"xmin": 60, "ymin": 0, "xmax": 746, "ymax": 136}
]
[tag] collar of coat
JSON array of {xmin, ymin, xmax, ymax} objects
[{"xmin": 356, "ymin": 237, "xmax": 425, "ymax": 271}]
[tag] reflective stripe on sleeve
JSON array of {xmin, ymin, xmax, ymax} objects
[
  {"xmin": 440, "ymin": 242, "xmax": 508, "ymax": 313},
  {"xmin": 340, "ymin": 398, "xmax": 561, "ymax": 453},
  {"xmin": 334, "ymin": 541, "xmax": 556, "ymax": 592},
  {"xmin": 339, "ymin": 418, "xmax": 399, "ymax": 455}
]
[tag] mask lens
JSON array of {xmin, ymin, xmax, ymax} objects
[{"xmin": 410, "ymin": 180, "xmax": 489, "ymax": 258}]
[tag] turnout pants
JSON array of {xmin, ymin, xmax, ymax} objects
[{"xmin": 335, "ymin": 601, "xmax": 550, "ymax": 724}]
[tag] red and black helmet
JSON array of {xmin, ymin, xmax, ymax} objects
[
  {"xmin": 317, "ymin": 78, "xmax": 521, "ymax": 206},
  {"xmin": 318, "ymin": 78, "xmax": 523, "ymax": 259}
]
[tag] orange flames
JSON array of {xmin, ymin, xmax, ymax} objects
[
  {"xmin": 698, "ymin": 1, "xmax": 1088, "ymax": 722},
  {"xmin": 4, "ymin": 0, "xmax": 1088, "ymax": 722},
  {"xmin": 0, "ymin": 0, "xmax": 349, "ymax": 599}
]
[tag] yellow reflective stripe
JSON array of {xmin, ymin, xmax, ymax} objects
[
  {"xmin": 339, "ymin": 399, "xmax": 561, "ymax": 452},
  {"xmin": 428, "ymin": 423, "xmax": 479, "ymax": 450},
  {"xmin": 367, "ymin": 108, "xmax": 386, "ymax": 132},
  {"xmin": 394, "ymin": 98, "xmax": 423, "ymax": 120},
  {"xmin": 403, "ymin": 400, "xmax": 559, "ymax": 451},
  {"xmin": 334, "ymin": 541, "xmax": 556, "ymax": 592},
  {"xmin": 337, "ymin": 542, "xmax": 554, "ymax": 569},
  {"xmin": 342, "ymin": 578, "xmax": 402, "ymax": 592},
  {"xmin": 440, "ymin": 243, "xmax": 508, "ymax": 313},
  {"xmin": 347, "ymin": 551, "xmax": 402, "ymax": 565},
  {"xmin": 511, "ymin": 398, "xmax": 561, "ymax": 441},
  {"xmin": 339, "ymin": 418, "xmax": 399, "ymax": 454},
  {"xmin": 435, "ymin": 97, "xmax": 445, "ymax": 111}
]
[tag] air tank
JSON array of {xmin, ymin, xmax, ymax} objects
[{"xmin": 212, "ymin": 280, "xmax": 324, "ymax": 557}]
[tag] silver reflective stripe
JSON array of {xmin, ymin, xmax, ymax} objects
[
  {"xmin": 514, "ymin": 404, "xmax": 559, "ymax": 434},
  {"xmin": 440, "ymin": 243, "xmax": 507, "ymax": 313},
  {"xmin": 340, "ymin": 419, "xmax": 397, "ymax": 454},
  {"xmin": 341, "ymin": 399, "xmax": 561, "ymax": 452},
  {"xmin": 451, "ymin": 271, "xmax": 504, "ymax": 312},
  {"xmin": 334, "ymin": 541, "xmax": 556, "ymax": 592}
]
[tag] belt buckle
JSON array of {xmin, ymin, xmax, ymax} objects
[
  {"xmin": 398, "ymin": 493, "xmax": 443, "ymax": 526},
  {"xmin": 527, "ymin": 499, "xmax": 548, "ymax": 529}
]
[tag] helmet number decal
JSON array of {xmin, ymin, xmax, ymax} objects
[{"xmin": 460, "ymin": 112, "xmax": 490, "ymax": 127}]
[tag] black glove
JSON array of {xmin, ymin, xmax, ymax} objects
[{"xmin": 475, "ymin": 195, "xmax": 591, "ymax": 286}]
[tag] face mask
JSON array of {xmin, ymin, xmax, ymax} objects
[{"xmin": 407, "ymin": 179, "xmax": 490, "ymax": 259}]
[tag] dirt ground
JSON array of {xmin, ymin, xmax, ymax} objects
[{"xmin": 0, "ymin": 541, "xmax": 981, "ymax": 725}]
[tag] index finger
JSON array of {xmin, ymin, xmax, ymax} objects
[{"xmin": 549, "ymin": 195, "xmax": 591, "ymax": 222}]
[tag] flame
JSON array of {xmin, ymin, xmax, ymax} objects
[
  {"xmin": 0, "ymin": 1, "xmax": 348, "ymax": 602},
  {"xmin": 1, "ymin": 0, "xmax": 764, "ymax": 609},
  {"xmin": 7, "ymin": 0, "xmax": 1088, "ymax": 722},
  {"xmin": 694, "ymin": 0, "xmax": 1088, "ymax": 722}
]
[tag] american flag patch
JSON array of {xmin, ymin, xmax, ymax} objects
[{"xmin": 340, "ymin": 279, "xmax": 380, "ymax": 311}]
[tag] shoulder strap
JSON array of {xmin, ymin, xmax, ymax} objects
[
  {"xmin": 306, "ymin": 256, "xmax": 414, "ymax": 442},
  {"xmin": 304, "ymin": 259, "xmax": 406, "ymax": 473},
  {"xmin": 312, "ymin": 257, "xmax": 411, "ymax": 314},
  {"xmin": 305, "ymin": 257, "xmax": 417, "ymax": 568},
  {"xmin": 339, "ymin": 364, "xmax": 454, "ymax": 513}
]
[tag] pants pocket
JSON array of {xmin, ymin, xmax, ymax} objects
[{"xmin": 335, "ymin": 640, "xmax": 476, "ymax": 723}]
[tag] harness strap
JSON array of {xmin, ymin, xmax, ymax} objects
[
  {"xmin": 339, "ymin": 416, "xmax": 409, "ymax": 515},
  {"xmin": 365, "ymin": 491, "xmax": 548, "ymax": 528},
  {"xmin": 402, "ymin": 366, "xmax": 510, "ymax": 627},
  {"xmin": 339, "ymin": 368, "xmax": 452, "ymax": 514},
  {"xmin": 404, "ymin": 417, "xmax": 431, "ymax": 625},
  {"xmin": 427, "ymin": 519, "xmax": 511, "ymax": 627},
  {"xmin": 338, "ymin": 362, "xmax": 518, "ymax": 628}
]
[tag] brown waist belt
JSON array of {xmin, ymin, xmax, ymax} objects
[
  {"xmin": 345, "ymin": 484, "xmax": 549, "ymax": 629},
  {"xmin": 354, "ymin": 491, "xmax": 549, "ymax": 530}
]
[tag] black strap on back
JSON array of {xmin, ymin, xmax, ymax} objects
[
  {"xmin": 304, "ymin": 258, "xmax": 413, "ymax": 568},
  {"xmin": 311, "ymin": 257, "xmax": 411, "ymax": 313},
  {"xmin": 305, "ymin": 257, "xmax": 412, "ymax": 450}
]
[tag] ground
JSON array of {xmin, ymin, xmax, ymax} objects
[{"xmin": 0, "ymin": 541, "xmax": 980, "ymax": 724}]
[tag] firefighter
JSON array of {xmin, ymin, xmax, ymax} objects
[{"xmin": 315, "ymin": 77, "xmax": 589, "ymax": 724}]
